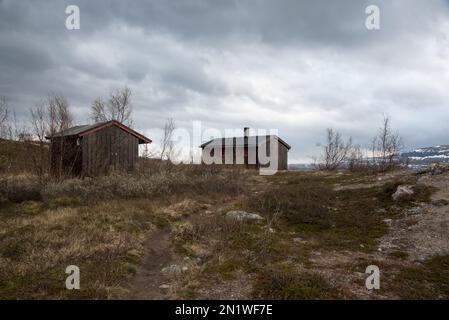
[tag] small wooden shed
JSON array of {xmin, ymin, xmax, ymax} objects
[{"xmin": 46, "ymin": 120, "xmax": 151, "ymax": 177}]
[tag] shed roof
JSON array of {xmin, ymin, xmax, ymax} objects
[
  {"xmin": 45, "ymin": 120, "xmax": 152, "ymax": 144},
  {"xmin": 200, "ymin": 135, "xmax": 291, "ymax": 150}
]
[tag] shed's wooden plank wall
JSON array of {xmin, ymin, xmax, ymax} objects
[{"xmin": 81, "ymin": 125, "xmax": 139, "ymax": 176}]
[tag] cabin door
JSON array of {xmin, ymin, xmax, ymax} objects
[
  {"xmin": 112, "ymin": 141, "xmax": 120, "ymax": 171},
  {"xmin": 109, "ymin": 129, "xmax": 119, "ymax": 171}
]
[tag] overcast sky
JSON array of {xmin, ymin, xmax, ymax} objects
[{"xmin": 1, "ymin": 0, "xmax": 449, "ymax": 162}]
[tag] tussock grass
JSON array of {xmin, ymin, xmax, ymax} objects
[
  {"xmin": 42, "ymin": 165, "xmax": 244, "ymax": 202},
  {"xmin": 253, "ymin": 268, "xmax": 336, "ymax": 300},
  {"xmin": 0, "ymin": 174, "xmax": 42, "ymax": 204},
  {"xmin": 172, "ymin": 208, "xmax": 313, "ymax": 298},
  {"xmin": 0, "ymin": 164, "xmax": 247, "ymax": 299},
  {"xmin": 0, "ymin": 166, "xmax": 440, "ymax": 299},
  {"xmin": 0, "ymin": 199, "xmax": 164, "ymax": 299},
  {"xmin": 389, "ymin": 255, "xmax": 449, "ymax": 299},
  {"xmin": 246, "ymin": 171, "xmax": 435, "ymax": 252}
]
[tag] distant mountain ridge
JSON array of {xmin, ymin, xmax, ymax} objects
[
  {"xmin": 289, "ymin": 163, "xmax": 315, "ymax": 170},
  {"xmin": 401, "ymin": 145, "xmax": 449, "ymax": 168},
  {"xmin": 278, "ymin": 146, "xmax": 449, "ymax": 171}
]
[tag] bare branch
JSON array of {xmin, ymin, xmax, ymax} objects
[
  {"xmin": 318, "ymin": 128, "xmax": 352, "ymax": 170},
  {"xmin": 374, "ymin": 115, "xmax": 403, "ymax": 171},
  {"xmin": 91, "ymin": 87, "xmax": 133, "ymax": 126},
  {"xmin": 47, "ymin": 93, "xmax": 73, "ymax": 135},
  {"xmin": 0, "ymin": 96, "xmax": 10, "ymax": 139},
  {"xmin": 160, "ymin": 118, "xmax": 176, "ymax": 161}
]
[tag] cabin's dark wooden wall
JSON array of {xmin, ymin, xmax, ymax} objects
[
  {"xmin": 81, "ymin": 125, "xmax": 139, "ymax": 176},
  {"xmin": 50, "ymin": 136, "xmax": 82, "ymax": 177},
  {"xmin": 201, "ymin": 136, "xmax": 289, "ymax": 170}
]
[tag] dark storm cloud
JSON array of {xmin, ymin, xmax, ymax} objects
[{"xmin": 1, "ymin": 0, "xmax": 449, "ymax": 161}]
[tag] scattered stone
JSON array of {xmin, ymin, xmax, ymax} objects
[
  {"xmin": 293, "ymin": 237, "xmax": 304, "ymax": 243},
  {"xmin": 225, "ymin": 210, "xmax": 263, "ymax": 221},
  {"xmin": 161, "ymin": 264, "xmax": 182, "ymax": 275},
  {"xmin": 383, "ymin": 219, "xmax": 393, "ymax": 226},
  {"xmin": 392, "ymin": 185, "xmax": 414, "ymax": 201},
  {"xmin": 265, "ymin": 226, "xmax": 276, "ymax": 233},
  {"xmin": 182, "ymin": 266, "xmax": 189, "ymax": 272},
  {"xmin": 159, "ymin": 284, "xmax": 171, "ymax": 289},
  {"xmin": 403, "ymin": 206, "xmax": 426, "ymax": 217}
]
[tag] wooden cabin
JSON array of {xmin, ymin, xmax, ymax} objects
[
  {"xmin": 200, "ymin": 127, "xmax": 290, "ymax": 170},
  {"xmin": 45, "ymin": 120, "xmax": 151, "ymax": 177}
]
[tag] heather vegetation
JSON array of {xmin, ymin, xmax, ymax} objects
[{"xmin": 0, "ymin": 137, "xmax": 448, "ymax": 300}]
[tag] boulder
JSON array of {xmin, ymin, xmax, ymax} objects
[
  {"xmin": 392, "ymin": 185, "xmax": 414, "ymax": 201},
  {"xmin": 225, "ymin": 210, "xmax": 263, "ymax": 221}
]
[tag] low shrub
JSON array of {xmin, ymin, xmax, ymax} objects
[
  {"xmin": 0, "ymin": 175, "xmax": 42, "ymax": 204},
  {"xmin": 253, "ymin": 268, "xmax": 335, "ymax": 299},
  {"xmin": 391, "ymin": 255, "xmax": 449, "ymax": 299},
  {"xmin": 42, "ymin": 165, "xmax": 245, "ymax": 202},
  {"xmin": 177, "ymin": 214, "xmax": 243, "ymax": 245},
  {"xmin": 247, "ymin": 176, "xmax": 334, "ymax": 228}
]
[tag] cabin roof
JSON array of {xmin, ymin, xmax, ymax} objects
[
  {"xmin": 45, "ymin": 120, "xmax": 152, "ymax": 144},
  {"xmin": 200, "ymin": 135, "xmax": 291, "ymax": 150}
]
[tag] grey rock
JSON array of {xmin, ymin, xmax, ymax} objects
[
  {"xmin": 161, "ymin": 264, "xmax": 182, "ymax": 275},
  {"xmin": 404, "ymin": 206, "xmax": 426, "ymax": 217},
  {"xmin": 226, "ymin": 210, "xmax": 263, "ymax": 221},
  {"xmin": 159, "ymin": 284, "xmax": 171, "ymax": 289},
  {"xmin": 392, "ymin": 185, "xmax": 414, "ymax": 201}
]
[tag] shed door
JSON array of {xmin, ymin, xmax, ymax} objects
[{"xmin": 111, "ymin": 132, "xmax": 120, "ymax": 170}]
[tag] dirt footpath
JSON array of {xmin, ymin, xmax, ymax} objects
[{"xmin": 120, "ymin": 226, "xmax": 172, "ymax": 299}]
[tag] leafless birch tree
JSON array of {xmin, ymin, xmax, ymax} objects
[
  {"xmin": 160, "ymin": 118, "xmax": 176, "ymax": 161},
  {"xmin": 91, "ymin": 87, "xmax": 133, "ymax": 126},
  {"xmin": 319, "ymin": 128, "xmax": 353, "ymax": 170},
  {"xmin": 374, "ymin": 115, "xmax": 403, "ymax": 171},
  {"xmin": 0, "ymin": 96, "xmax": 11, "ymax": 139},
  {"xmin": 30, "ymin": 102, "xmax": 49, "ymax": 182}
]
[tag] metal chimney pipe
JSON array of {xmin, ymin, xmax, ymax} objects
[{"xmin": 244, "ymin": 127, "xmax": 250, "ymax": 137}]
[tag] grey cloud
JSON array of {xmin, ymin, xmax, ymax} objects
[
  {"xmin": 1, "ymin": 0, "xmax": 449, "ymax": 162},
  {"xmin": 0, "ymin": 40, "xmax": 54, "ymax": 73}
]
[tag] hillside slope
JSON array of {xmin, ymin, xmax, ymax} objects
[{"xmin": 402, "ymin": 145, "xmax": 449, "ymax": 168}]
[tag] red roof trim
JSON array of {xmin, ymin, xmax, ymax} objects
[{"xmin": 78, "ymin": 120, "xmax": 152, "ymax": 144}]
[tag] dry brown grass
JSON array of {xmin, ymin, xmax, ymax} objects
[
  {"xmin": 42, "ymin": 164, "xmax": 245, "ymax": 202},
  {"xmin": 0, "ymin": 174, "xmax": 42, "ymax": 204},
  {"xmin": 0, "ymin": 199, "xmax": 167, "ymax": 299},
  {"xmin": 2, "ymin": 164, "xmax": 443, "ymax": 300},
  {"xmin": 0, "ymin": 163, "xmax": 248, "ymax": 299}
]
